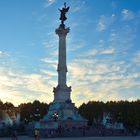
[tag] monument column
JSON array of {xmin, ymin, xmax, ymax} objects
[
  {"xmin": 42, "ymin": 3, "xmax": 87, "ymax": 128},
  {"xmin": 56, "ymin": 27, "xmax": 69, "ymax": 87},
  {"xmin": 53, "ymin": 26, "xmax": 71, "ymax": 103},
  {"xmin": 53, "ymin": 3, "xmax": 71, "ymax": 103}
]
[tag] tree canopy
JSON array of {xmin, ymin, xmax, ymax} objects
[{"xmin": 0, "ymin": 99, "xmax": 140, "ymax": 129}]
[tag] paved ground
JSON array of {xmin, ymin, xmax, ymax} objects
[{"xmin": 0, "ymin": 136, "xmax": 140, "ymax": 140}]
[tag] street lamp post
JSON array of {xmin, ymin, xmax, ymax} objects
[
  {"xmin": 34, "ymin": 108, "xmax": 41, "ymax": 121},
  {"xmin": 24, "ymin": 118, "xmax": 28, "ymax": 124},
  {"xmin": 29, "ymin": 114, "xmax": 33, "ymax": 122},
  {"xmin": 34, "ymin": 108, "xmax": 41, "ymax": 130},
  {"xmin": 52, "ymin": 112, "xmax": 59, "ymax": 122}
]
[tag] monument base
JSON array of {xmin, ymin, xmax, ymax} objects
[
  {"xmin": 37, "ymin": 101, "xmax": 87, "ymax": 129},
  {"xmin": 38, "ymin": 120, "xmax": 87, "ymax": 129}
]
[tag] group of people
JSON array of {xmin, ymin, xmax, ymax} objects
[{"xmin": 11, "ymin": 129, "xmax": 40, "ymax": 140}]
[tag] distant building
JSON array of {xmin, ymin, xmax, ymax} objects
[
  {"xmin": 0, "ymin": 110, "xmax": 20, "ymax": 128},
  {"xmin": 102, "ymin": 112, "xmax": 124, "ymax": 130}
]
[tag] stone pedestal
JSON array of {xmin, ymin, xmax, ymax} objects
[{"xmin": 41, "ymin": 101, "xmax": 87, "ymax": 129}]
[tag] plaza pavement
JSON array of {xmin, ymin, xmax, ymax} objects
[{"xmin": 0, "ymin": 136, "xmax": 140, "ymax": 140}]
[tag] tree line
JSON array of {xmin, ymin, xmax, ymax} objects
[
  {"xmin": 0, "ymin": 99, "xmax": 140, "ymax": 129},
  {"xmin": 79, "ymin": 100, "xmax": 140, "ymax": 130},
  {"xmin": 0, "ymin": 100, "xmax": 48, "ymax": 122}
]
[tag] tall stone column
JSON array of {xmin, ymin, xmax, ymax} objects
[
  {"xmin": 41, "ymin": 4, "xmax": 87, "ymax": 128},
  {"xmin": 53, "ymin": 26, "xmax": 71, "ymax": 103},
  {"xmin": 57, "ymin": 27, "xmax": 69, "ymax": 87}
]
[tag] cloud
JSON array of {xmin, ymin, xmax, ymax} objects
[
  {"xmin": 44, "ymin": 0, "xmax": 55, "ymax": 8},
  {"xmin": 68, "ymin": 41, "xmax": 85, "ymax": 52},
  {"xmin": 66, "ymin": 53, "xmax": 140, "ymax": 106},
  {"xmin": 0, "ymin": 51, "xmax": 55, "ymax": 106},
  {"xmin": 0, "ymin": 51, "xmax": 9, "ymax": 57},
  {"xmin": 0, "ymin": 48, "xmax": 140, "ymax": 107},
  {"xmin": 42, "ymin": 33, "xmax": 58, "ymax": 58},
  {"xmin": 108, "ymin": 25, "xmax": 136, "ymax": 55},
  {"xmin": 97, "ymin": 21, "xmax": 106, "ymax": 31},
  {"xmin": 0, "ymin": 67, "xmax": 54, "ymax": 106},
  {"xmin": 132, "ymin": 51, "xmax": 140, "ymax": 66},
  {"xmin": 111, "ymin": 1, "xmax": 117, "ymax": 9},
  {"xmin": 71, "ymin": 0, "xmax": 86, "ymax": 13},
  {"xmin": 40, "ymin": 69, "xmax": 57, "ymax": 77},
  {"xmin": 121, "ymin": 9, "xmax": 135, "ymax": 21},
  {"xmin": 0, "ymin": 51, "xmax": 4, "ymax": 58},
  {"xmin": 81, "ymin": 49, "xmax": 98, "ymax": 56},
  {"xmin": 96, "ymin": 15, "xmax": 116, "ymax": 31},
  {"xmin": 81, "ymin": 48, "xmax": 115, "ymax": 56},
  {"xmin": 100, "ymin": 48, "xmax": 115, "ymax": 55},
  {"xmin": 1, "ymin": 5, "xmax": 140, "ymax": 107},
  {"xmin": 41, "ymin": 57, "xmax": 57, "ymax": 70}
]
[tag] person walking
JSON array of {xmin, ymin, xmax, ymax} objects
[
  {"xmin": 34, "ymin": 129, "xmax": 40, "ymax": 140},
  {"xmin": 11, "ymin": 130, "xmax": 18, "ymax": 140}
]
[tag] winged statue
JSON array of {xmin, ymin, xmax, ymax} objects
[{"xmin": 59, "ymin": 2, "xmax": 70, "ymax": 25}]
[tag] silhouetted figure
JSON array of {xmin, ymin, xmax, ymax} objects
[
  {"xmin": 11, "ymin": 130, "xmax": 18, "ymax": 140},
  {"xmin": 34, "ymin": 129, "xmax": 40, "ymax": 140},
  {"xmin": 82, "ymin": 127, "xmax": 86, "ymax": 136},
  {"xmin": 59, "ymin": 2, "xmax": 69, "ymax": 27}
]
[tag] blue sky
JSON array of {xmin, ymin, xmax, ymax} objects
[{"xmin": 0, "ymin": 0, "xmax": 140, "ymax": 106}]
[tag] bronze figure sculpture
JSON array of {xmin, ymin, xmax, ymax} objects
[{"xmin": 59, "ymin": 2, "xmax": 69, "ymax": 27}]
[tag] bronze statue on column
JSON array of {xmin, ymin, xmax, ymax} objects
[{"xmin": 59, "ymin": 2, "xmax": 69, "ymax": 28}]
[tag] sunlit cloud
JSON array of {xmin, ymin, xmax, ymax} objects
[
  {"xmin": 0, "ymin": 1, "xmax": 140, "ymax": 107},
  {"xmin": 0, "ymin": 62, "xmax": 54, "ymax": 106},
  {"xmin": 44, "ymin": 0, "xmax": 56, "ymax": 8},
  {"xmin": 66, "ymin": 53, "xmax": 140, "ymax": 106},
  {"xmin": 0, "ymin": 51, "xmax": 2, "ymax": 55},
  {"xmin": 40, "ymin": 57, "xmax": 57, "ymax": 70},
  {"xmin": 100, "ymin": 48, "xmax": 115, "ymax": 55},
  {"xmin": 81, "ymin": 48, "xmax": 115, "ymax": 56}
]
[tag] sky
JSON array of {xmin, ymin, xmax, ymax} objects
[{"xmin": 0, "ymin": 0, "xmax": 140, "ymax": 107}]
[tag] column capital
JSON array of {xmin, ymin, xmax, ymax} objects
[{"xmin": 55, "ymin": 27, "xmax": 70, "ymax": 36}]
